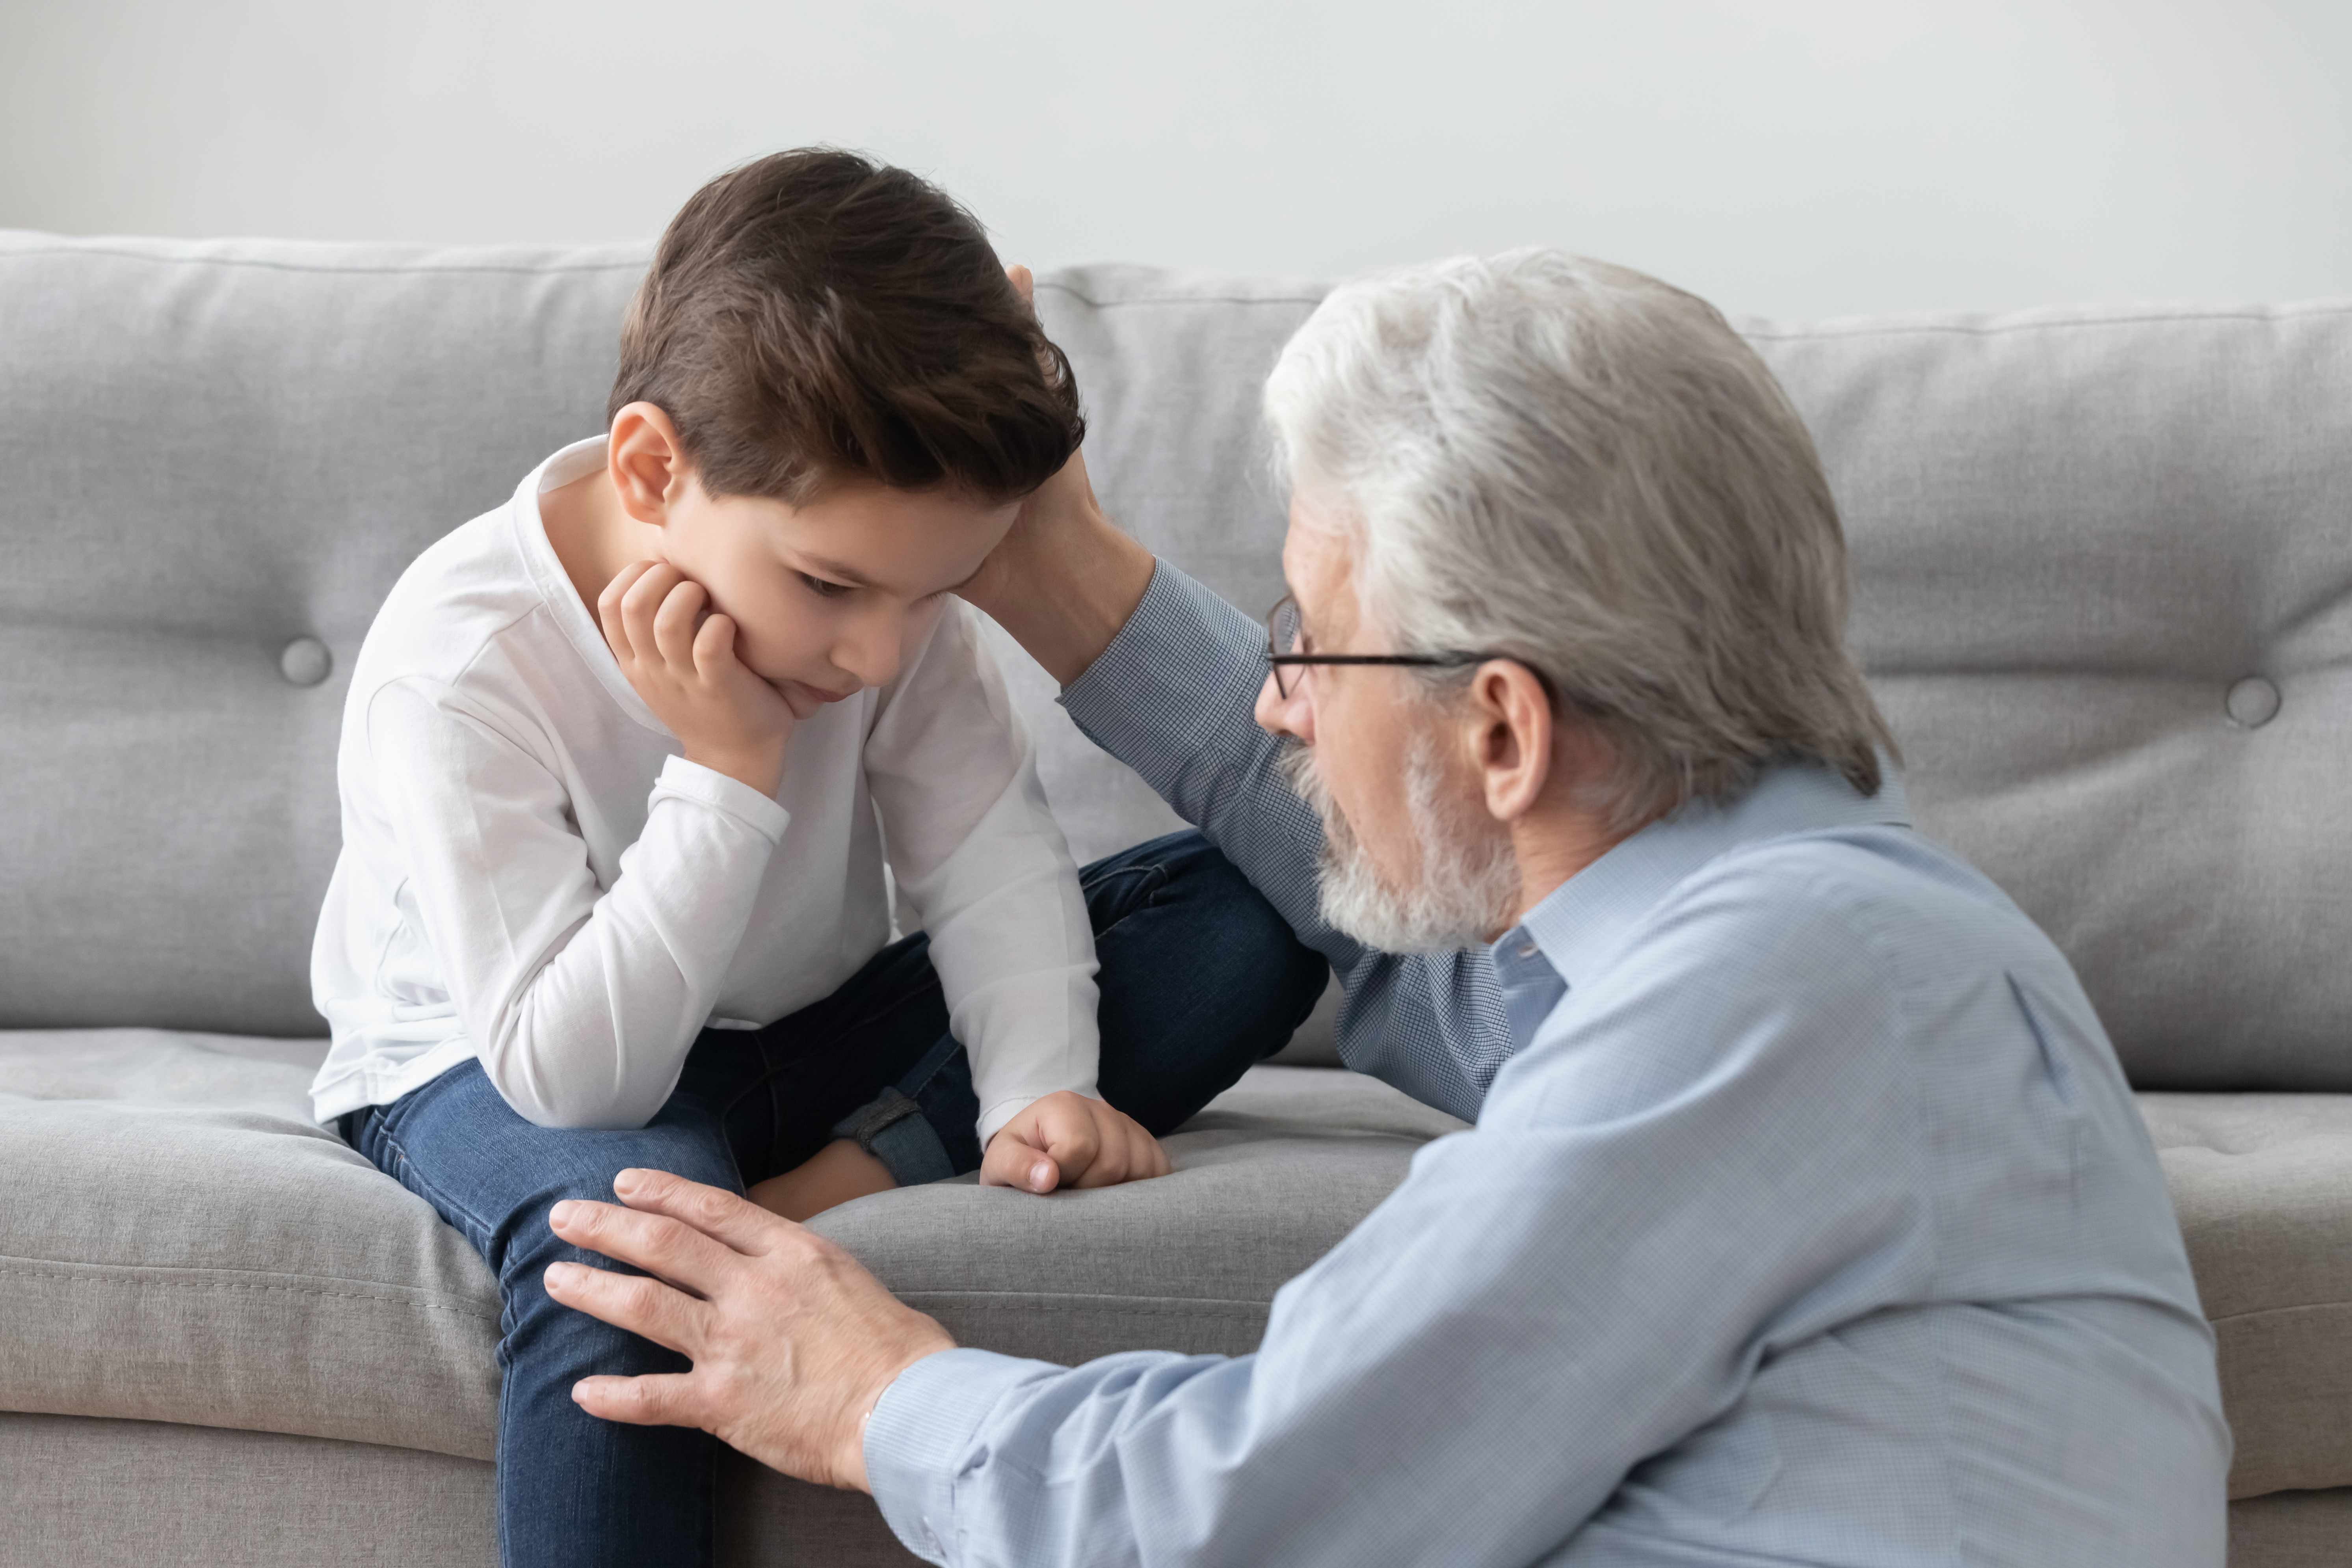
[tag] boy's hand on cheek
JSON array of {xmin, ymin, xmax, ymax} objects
[
  {"xmin": 980, "ymin": 1090, "xmax": 1171, "ymax": 1195},
  {"xmin": 599, "ymin": 561, "xmax": 797, "ymax": 797}
]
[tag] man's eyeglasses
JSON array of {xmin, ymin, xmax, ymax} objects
[{"xmin": 1264, "ymin": 595, "xmax": 1530, "ymax": 701}]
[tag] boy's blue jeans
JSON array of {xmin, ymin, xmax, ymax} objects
[{"xmin": 342, "ymin": 830, "xmax": 1329, "ymax": 1568}]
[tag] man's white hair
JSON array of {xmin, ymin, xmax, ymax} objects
[{"xmin": 1262, "ymin": 250, "xmax": 1894, "ymax": 830}]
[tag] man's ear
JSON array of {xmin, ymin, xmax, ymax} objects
[
  {"xmin": 607, "ymin": 402, "xmax": 691, "ymax": 528},
  {"xmin": 1464, "ymin": 661, "xmax": 1555, "ymax": 824}
]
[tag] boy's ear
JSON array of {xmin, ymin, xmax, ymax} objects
[{"xmin": 607, "ymin": 402, "xmax": 691, "ymax": 528}]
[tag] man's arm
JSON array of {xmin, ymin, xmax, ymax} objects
[
  {"xmin": 958, "ymin": 453, "xmax": 1508, "ymax": 1122},
  {"xmin": 545, "ymin": 870, "xmax": 1929, "ymax": 1564}
]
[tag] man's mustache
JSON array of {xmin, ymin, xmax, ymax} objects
[{"xmin": 1275, "ymin": 740, "xmax": 1355, "ymax": 852}]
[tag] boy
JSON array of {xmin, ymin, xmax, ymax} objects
[{"xmin": 309, "ymin": 149, "xmax": 1326, "ymax": 1568}]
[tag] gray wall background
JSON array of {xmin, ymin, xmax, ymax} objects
[{"xmin": 4, "ymin": 0, "xmax": 2347, "ymax": 318}]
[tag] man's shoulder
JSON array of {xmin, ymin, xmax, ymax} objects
[
  {"xmin": 1541, "ymin": 823, "xmax": 2055, "ymax": 1075},
  {"xmin": 1667, "ymin": 823, "xmax": 2036, "ymax": 974}
]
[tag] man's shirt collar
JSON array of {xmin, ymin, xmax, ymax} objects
[{"xmin": 1490, "ymin": 761, "xmax": 1912, "ymax": 1048}]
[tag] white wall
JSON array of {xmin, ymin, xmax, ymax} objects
[{"xmin": 4, "ymin": 0, "xmax": 2346, "ymax": 318}]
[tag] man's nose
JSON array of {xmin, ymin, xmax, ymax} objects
[{"xmin": 1254, "ymin": 668, "xmax": 1315, "ymax": 744}]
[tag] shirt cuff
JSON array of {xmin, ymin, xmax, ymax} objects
[
  {"xmin": 1056, "ymin": 558, "xmax": 1268, "ymax": 761},
  {"xmin": 649, "ymin": 753, "xmax": 791, "ymax": 843},
  {"xmin": 866, "ymin": 1347, "xmax": 1066, "ymax": 1564}
]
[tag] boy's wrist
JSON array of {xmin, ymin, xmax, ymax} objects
[{"xmin": 684, "ymin": 738, "xmax": 788, "ymax": 798}]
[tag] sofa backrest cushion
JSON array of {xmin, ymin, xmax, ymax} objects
[
  {"xmin": 2, "ymin": 234, "xmax": 2344, "ymax": 1090},
  {"xmin": 1754, "ymin": 306, "xmax": 2352, "ymax": 1091}
]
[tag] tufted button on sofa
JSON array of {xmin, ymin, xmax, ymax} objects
[{"xmin": 3, "ymin": 233, "xmax": 2348, "ymax": 1566}]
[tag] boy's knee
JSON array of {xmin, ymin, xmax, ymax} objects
[{"xmin": 1141, "ymin": 837, "xmax": 1330, "ymax": 1017}]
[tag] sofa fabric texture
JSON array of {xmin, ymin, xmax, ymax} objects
[
  {"xmin": 4, "ymin": 236, "xmax": 2348, "ymax": 1093},
  {"xmin": 3, "ymin": 231, "xmax": 2348, "ymax": 1562},
  {"xmin": 0, "ymin": 1412, "xmax": 936, "ymax": 1568},
  {"xmin": 0, "ymin": 1031, "xmax": 1461, "ymax": 1464},
  {"xmin": 2145, "ymin": 1094, "xmax": 2352, "ymax": 1497}
]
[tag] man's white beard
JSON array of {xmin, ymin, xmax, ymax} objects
[{"xmin": 1278, "ymin": 735, "xmax": 1523, "ymax": 953}]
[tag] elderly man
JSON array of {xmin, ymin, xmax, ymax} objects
[{"xmin": 540, "ymin": 253, "xmax": 2230, "ymax": 1565}]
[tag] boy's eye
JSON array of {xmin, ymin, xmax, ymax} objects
[{"xmin": 799, "ymin": 573, "xmax": 851, "ymax": 600}]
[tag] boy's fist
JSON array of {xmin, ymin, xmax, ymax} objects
[
  {"xmin": 982, "ymin": 1090, "xmax": 1171, "ymax": 1194},
  {"xmin": 599, "ymin": 560, "xmax": 796, "ymax": 796}
]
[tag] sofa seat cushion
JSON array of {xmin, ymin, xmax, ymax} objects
[
  {"xmin": 0, "ymin": 1030, "xmax": 1464, "ymax": 1460},
  {"xmin": 2141, "ymin": 1091, "xmax": 2352, "ymax": 1497},
  {"xmin": 0, "ymin": 1029, "xmax": 503, "ymax": 1458}
]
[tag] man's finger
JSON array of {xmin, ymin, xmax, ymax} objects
[
  {"xmin": 549, "ymin": 1196, "xmax": 744, "ymax": 1300},
  {"xmin": 570, "ymin": 1371, "xmax": 707, "ymax": 1431},
  {"xmin": 543, "ymin": 1256, "xmax": 712, "ymax": 1358},
  {"xmin": 612, "ymin": 1168, "xmax": 802, "ymax": 1257}
]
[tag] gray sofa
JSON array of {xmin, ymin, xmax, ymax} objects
[{"xmin": 1, "ymin": 233, "xmax": 2346, "ymax": 1568}]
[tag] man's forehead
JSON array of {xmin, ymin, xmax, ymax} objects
[{"xmin": 1281, "ymin": 511, "xmax": 1358, "ymax": 628}]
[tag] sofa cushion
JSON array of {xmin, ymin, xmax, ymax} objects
[
  {"xmin": 0, "ymin": 1029, "xmax": 1462, "ymax": 1460},
  {"xmin": 11, "ymin": 1028, "xmax": 2346, "ymax": 1503},
  {"xmin": 0, "ymin": 1029, "xmax": 502, "ymax": 1457},
  {"xmin": 1747, "ymin": 306, "xmax": 2352, "ymax": 1092},
  {"xmin": 11, "ymin": 236, "xmax": 2352, "ymax": 1098},
  {"xmin": 0, "ymin": 234, "xmax": 652, "ymax": 1038},
  {"xmin": 2142, "ymin": 1092, "xmax": 2352, "ymax": 1497}
]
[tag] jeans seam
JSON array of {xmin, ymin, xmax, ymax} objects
[
  {"xmin": 1078, "ymin": 861, "xmax": 1169, "ymax": 898},
  {"xmin": 367, "ymin": 1112, "xmax": 500, "ymax": 1257}
]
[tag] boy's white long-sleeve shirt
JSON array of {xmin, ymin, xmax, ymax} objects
[{"xmin": 309, "ymin": 437, "xmax": 1101, "ymax": 1143}]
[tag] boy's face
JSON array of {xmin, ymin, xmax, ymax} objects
[{"xmin": 657, "ymin": 475, "xmax": 1019, "ymax": 706}]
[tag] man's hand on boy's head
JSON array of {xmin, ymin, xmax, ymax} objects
[
  {"xmin": 981, "ymin": 1090, "xmax": 1172, "ymax": 1194},
  {"xmin": 598, "ymin": 560, "xmax": 799, "ymax": 797}
]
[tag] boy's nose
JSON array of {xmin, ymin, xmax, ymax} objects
[{"xmin": 832, "ymin": 606, "xmax": 904, "ymax": 692}]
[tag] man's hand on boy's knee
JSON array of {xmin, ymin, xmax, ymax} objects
[
  {"xmin": 982, "ymin": 1090, "xmax": 1172, "ymax": 1194},
  {"xmin": 596, "ymin": 559, "xmax": 799, "ymax": 796},
  {"xmin": 546, "ymin": 1170, "xmax": 953, "ymax": 1494}
]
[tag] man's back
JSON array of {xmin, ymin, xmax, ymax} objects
[
  {"xmin": 868, "ymin": 763, "xmax": 2229, "ymax": 1566},
  {"xmin": 1513, "ymin": 794, "xmax": 2227, "ymax": 1563}
]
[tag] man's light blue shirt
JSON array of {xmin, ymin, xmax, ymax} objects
[{"xmin": 865, "ymin": 564, "xmax": 2229, "ymax": 1566}]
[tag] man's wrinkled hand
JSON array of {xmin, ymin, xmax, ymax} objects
[
  {"xmin": 544, "ymin": 1170, "xmax": 953, "ymax": 1493},
  {"xmin": 982, "ymin": 1090, "xmax": 1172, "ymax": 1194}
]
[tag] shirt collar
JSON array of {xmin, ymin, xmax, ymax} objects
[{"xmin": 1497, "ymin": 759, "xmax": 1911, "ymax": 993}]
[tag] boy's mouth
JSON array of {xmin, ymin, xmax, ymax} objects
[{"xmin": 788, "ymin": 679, "xmax": 857, "ymax": 705}]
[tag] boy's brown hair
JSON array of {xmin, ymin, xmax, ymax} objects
[{"xmin": 608, "ymin": 148, "xmax": 1084, "ymax": 505}]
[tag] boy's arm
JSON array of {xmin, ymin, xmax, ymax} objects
[
  {"xmin": 366, "ymin": 679, "xmax": 785, "ymax": 1128},
  {"xmin": 862, "ymin": 601, "xmax": 1108, "ymax": 1152},
  {"xmin": 366, "ymin": 564, "xmax": 799, "ymax": 1130}
]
